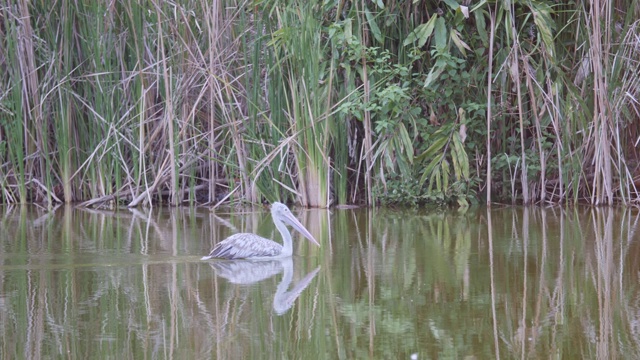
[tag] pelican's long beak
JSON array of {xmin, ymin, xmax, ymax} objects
[{"xmin": 283, "ymin": 211, "xmax": 320, "ymax": 247}]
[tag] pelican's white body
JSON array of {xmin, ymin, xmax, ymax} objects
[{"xmin": 201, "ymin": 202, "xmax": 319, "ymax": 260}]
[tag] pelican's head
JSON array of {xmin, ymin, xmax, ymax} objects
[{"xmin": 271, "ymin": 202, "xmax": 320, "ymax": 246}]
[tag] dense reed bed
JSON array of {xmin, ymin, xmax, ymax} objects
[{"xmin": 0, "ymin": 0, "xmax": 639, "ymax": 207}]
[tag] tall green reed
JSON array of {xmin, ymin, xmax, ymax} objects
[{"xmin": 271, "ymin": 5, "xmax": 332, "ymax": 207}]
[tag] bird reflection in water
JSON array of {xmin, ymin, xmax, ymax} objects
[{"xmin": 209, "ymin": 257, "xmax": 321, "ymax": 315}]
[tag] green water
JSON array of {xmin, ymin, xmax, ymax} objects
[{"xmin": 1, "ymin": 205, "xmax": 640, "ymax": 359}]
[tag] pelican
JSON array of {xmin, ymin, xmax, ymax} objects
[{"xmin": 201, "ymin": 202, "xmax": 320, "ymax": 260}]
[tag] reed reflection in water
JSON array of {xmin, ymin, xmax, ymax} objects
[{"xmin": 1, "ymin": 205, "xmax": 640, "ymax": 359}]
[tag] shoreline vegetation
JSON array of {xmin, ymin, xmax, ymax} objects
[{"xmin": 1, "ymin": 1, "xmax": 639, "ymax": 208}]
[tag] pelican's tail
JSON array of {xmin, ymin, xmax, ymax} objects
[{"xmin": 201, "ymin": 255, "xmax": 213, "ymax": 260}]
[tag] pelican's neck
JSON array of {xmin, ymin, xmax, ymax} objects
[
  {"xmin": 273, "ymin": 257, "xmax": 294, "ymax": 314},
  {"xmin": 273, "ymin": 258, "xmax": 321, "ymax": 315},
  {"xmin": 275, "ymin": 258, "xmax": 294, "ymax": 295},
  {"xmin": 273, "ymin": 213, "xmax": 293, "ymax": 256}
]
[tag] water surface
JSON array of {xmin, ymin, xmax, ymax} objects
[{"xmin": 1, "ymin": 205, "xmax": 639, "ymax": 359}]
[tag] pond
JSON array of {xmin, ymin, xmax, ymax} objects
[{"xmin": 1, "ymin": 205, "xmax": 639, "ymax": 359}]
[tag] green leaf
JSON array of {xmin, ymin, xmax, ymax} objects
[
  {"xmin": 470, "ymin": 0, "xmax": 488, "ymax": 12},
  {"xmin": 451, "ymin": 140, "xmax": 462, "ymax": 181},
  {"xmin": 420, "ymin": 156, "xmax": 441, "ymax": 187},
  {"xmin": 450, "ymin": 30, "xmax": 471, "ymax": 56},
  {"xmin": 441, "ymin": 0, "xmax": 460, "ymax": 10},
  {"xmin": 457, "ymin": 197, "xmax": 469, "ymax": 208},
  {"xmin": 474, "ymin": 10, "xmax": 488, "ymax": 46},
  {"xmin": 416, "ymin": 136, "xmax": 447, "ymax": 162},
  {"xmin": 434, "ymin": 17, "xmax": 447, "ymax": 50},
  {"xmin": 403, "ymin": 15, "xmax": 438, "ymax": 47},
  {"xmin": 424, "ymin": 62, "xmax": 446, "ymax": 88},
  {"xmin": 442, "ymin": 159, "xmax": 450, "ymax": 190},
  {"xmin": 398, "ymin": 123, "xmax": 414, "ymax": 163},
  {"xmin": 529, "ymin": 1, "xmax": 556, "ymax": 61},
  {"xmin": 365, "ymin": 7, "xmax": 383, "ymax": 43},
  {"xmin": 452, "ymin": 132, "xmax": 470, "ymax": 179}
]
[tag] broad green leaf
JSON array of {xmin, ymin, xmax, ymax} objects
[
  {"xmin": 441, "ymin": 0, "xmax": 459, "ymax": 10},
  {"xmin": 470, "ymin": 0, "xmax": 488, "ymax": 12},
  {"xmin": 416, "ymin": 136, "xmax": 447, "ymax": 162},
  {"xmin": 424, "ymin": 62, "xmax": 446, "ymax": 87},
  {"xmin": 442, "ymin": 159, "xmax": 450, "ymax": 190},
  {"xmin": 432, "ymin": 168, "xmax": 441, "ymax": 192},
  {"xmin": 403, "ymin": 15, "xmax": 438, "ymax": 47},
  {"xmin": 384, "ymin": 147, "xmax": 394, "ymax": 170},
  {"xmin": 398, "ymin": 123, "xmax": 414, "ymax": 163},
  {"xmin": 474, "ymin": 10, "xmax": 488, "ymax": 47},
  {"xmin": 417, "ymin": 16, "xmax": 438, "ymax": 47},
  {"xmin": 450, "ymin": 30, "xmax": 471, "ymax": 56},
  {"xmin": 365, "ymin": 7, "xmax": 383, "ymax": 43},
  {"xmin": 452, "ymin": 132, "xmax": 470, "ymax": 179},
  {"xmin": 529, "ymin": 1, "xmax": 556, "ymax": 61},
  {"xmin": 420, "ymin": 156, "xmax": 442, "ymax": 187},
  {"xmin": 344, "ymin": 18, "xmax": 353, "ymax": 39},
  {"xmin": 434, "ymin": 17, "xmax": 447, "ymax": 50},
  {"xmin": 451, "ymin": 138, "xmax": 462, "ymax": 180},
  {"xmin": 496, "ymin": 3, "xmax": 505, "ymax": 29}
]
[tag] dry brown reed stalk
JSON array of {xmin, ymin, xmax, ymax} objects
[
  {"xmin": 154, "ymin": 2, "xmax": 178, "ymax": 206},
  {"xmin": 588, "ymin": 0, "xmax": 614, "ymax": 205},
  {"xmin": 15, "ymin": 0, "xmax": 43, "ymax": 203},
  {"xmin": 205, "ymin": 1, "xmax": 254, "ymax": 204},
  {"xmin": 548, "ymin": 80, "xmax": 564, "ymax": 202},
  {"xmin": 486, "ymin": 5, "xmax": 496, "ymax": 206},
  {"xmin": 524, "ymin": 57, "xmax": 547, "ymax": 203},
  {"xmin": 205, "ymin": 0, "xmax": 221, "ymax": 204},
  {"xmin": 249, "ymin": 123, "xmax": 304, "ymax": 199},
  {"xmin": 359, "ymin": 0, "xmax": 373, "ymax": 207},
  {"xmin": 610, "ymin": 20, "xmax": 640, "ymax": 203},
  {"xmin": 226, "ymin": 97, "xmax": 253, "ymax": 203},
  {"xmin": 508, "ymin": 7, "xmax": 530, "ymax": 204}
]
